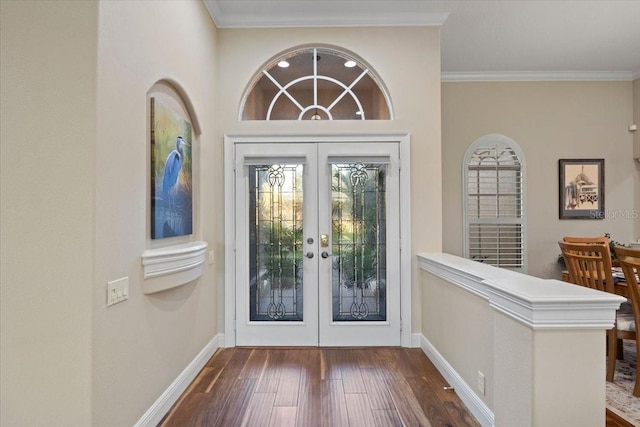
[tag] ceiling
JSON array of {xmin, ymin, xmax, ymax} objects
[{"xmin": 203, "ymin": 0, "xmax": 640, "ymax": 81}]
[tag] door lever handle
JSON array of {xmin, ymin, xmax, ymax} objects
[
  {"xmin": 305, "ymin": 252, "xmax": 314, "ymax": 259},
  {"xmin": 321, "ymin": 251, "xmax": 332, "ymax": 259}
]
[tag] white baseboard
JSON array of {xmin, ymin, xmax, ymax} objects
[
  {"xmin": 411, "ymin": 333, "xmax": 422, "ymax": 348},
  {"xmin": 420, "ymin": 334, "xmax": 495, "ymax": 427},
  {"xmin": 134, "ymin": 334, "xmax": 223, "ymax": 427}
]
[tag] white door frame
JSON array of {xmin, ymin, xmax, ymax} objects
[{"xmin": 224, "ymin": 134, "xmax": 412, "ymax": 347}]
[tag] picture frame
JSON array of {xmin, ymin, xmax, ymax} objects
[
  {"xmin": 558, "ymin": 158, "xmax": 604, "ymax": 219},
  {"xmin": 150, "ymin": 97, "xmax": 193, "ymax": 238}
]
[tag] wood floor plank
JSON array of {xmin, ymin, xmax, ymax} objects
[
  {"xmin": 219, "ymin": 348, "xmax": 255, "ymax": 379},
  {"xmin": 238, "ymin": 348, "xmax": 268, "ymax": 379},
  {"xmin": 403, "ymin": 348, "xmax": 436, "ymax": 378},
  {"xmin": 345, "ymin": 392, "xmax": 377, "ymax": 427},
  {"xmin": 378, "ymin": 347, "xmax": 415, "ymax": 380},
  {"xmin": 340, "ymin": 349, "xmax": 366, "ymax": 393},
  {"xmin": 385, "ymin": 376, "xmax": 434, "ymax": 427},
  {"xmin": 275, "ymin": 365, "xmax": 301, "ymax": 406},
  {"xmin": 216, "ymin": 378, "xmax": 257, "ymax": 426},
  {"xmin": 187, "ymin": 349, "xmax": 255, "ymax": 426},
  {"xmin": 269, "ymin": 406, "xmax": 298, "ymax": 427},
  {"xmin": 296, "ymin": 349, "xmax": 322, "ymax": 427},
  {"xmin": 441, "ymin": 400, "xmax": 482, "ymax": 427},
  {"xmin": 372, "ymin": 409, "xmax": 404, "ymax": 427},
  {"xmin": 420, "ymin": 366, "xmax": 481, "ymax": 427},
  {"xmin": 240, "ymin": 392, "xmax": 276, "ymax": 427},
  {"xmin": 360, "ymin": 368, "xmax": 395, "ymax": 410},
  {"xmin": 606, "ymin": 409, "xmax": 635, "ymax": 427},
  {"xmin": 159, "ymin": 393, "xmax": 206, "ymax": 427},
  {"xmin": 321, "ymin": 348, "xmax": 343, "ymax": 380},
  {"xmin": 205, "ymin": 347, "xmax": 234, "ymax": 369},
  {"xmin": 188, "ymin": 373, "xmax": 242, "ymax": 425},
  {"xmin": 256, "ymin": 349, "xmax": 285, "ymax": 393},
  {"xmin": 321, "ymin": 379, "xmax": 349, "ymax": 426},
  {"xmin": 406, "ymin": 376, "xmax": 458, "ymax": 427},
  {"xmin": 190, "ymin": 348, "xmax": 234, "ymax": 393},
  {"xmin": 353, "ymin": 347, "xmax": 380, "ymax": 369}
]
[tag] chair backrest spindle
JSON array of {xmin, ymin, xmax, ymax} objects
[{"xmin": 558, "ymin": 241, "xmax": 614, "ymax": 294}]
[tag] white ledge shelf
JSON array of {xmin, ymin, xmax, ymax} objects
[
  {"xmin": 141, "ymin": 241, "xmax": 208, "ymax": 294},
  {"xmin": 417, "ymin": 252, "xmax": 626, "ymax": 330}
]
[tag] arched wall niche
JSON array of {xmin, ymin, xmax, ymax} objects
[
  {"xmin": 239, "ymin": 44, "xmax": 394, "ymax": 121},
  {"xmin": 143, "ymin": 80, "xmax": 207, "ymax": 294}
]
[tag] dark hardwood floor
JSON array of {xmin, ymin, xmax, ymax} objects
[
  {"xmin": 160, "ymin": 346, "xmax": 630, "ymax": 426},
  {"xmin": 159, "ymin": 347, "xmax": 480, "ymax": 427},
  {"xmin": 606, "ymin": 409, "xmax": 635, "ymax": 427}
]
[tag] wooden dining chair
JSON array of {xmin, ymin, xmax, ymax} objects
[
  {"xmin": 558, "ymin": 241, "xmax": 625, "ymax": 382},
  {"xmin": 613, "ymin": 246, "xmax": 640, "ymax": 396},
  {"xmin": 562, "ymin": 235, "xmax": 629, "ymax": 358},
  {"xmin": 562, "ymin": 236, "xmax": 610, "ymax": 245}
]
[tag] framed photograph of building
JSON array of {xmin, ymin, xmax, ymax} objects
[{"xmin": 558, "ymin": 159, "xmax": 604, "ymax": 219}]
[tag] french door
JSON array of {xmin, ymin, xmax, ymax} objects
[{"xmin": 234, "ymin": 141, "xmax": 400, "ymax": 346}]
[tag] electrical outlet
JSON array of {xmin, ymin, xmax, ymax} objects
[
  {"xmin": 107, "ymin": 277, "xmax": 129, "ymax": 307},
  {"xmin": 477, "ymin": 371, "xmax": 486, "ymax": 395},
  {"xmin": 208, "ymin": 250, "xmax": 215, "ymax": 265}
]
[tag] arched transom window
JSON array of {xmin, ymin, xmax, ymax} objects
[
  {"xmin": 463, "ymin": 135, "xmax": 527, "ymax": 271},
  {"xmin": 241, "ymin": 47, "xmax": 392, "ymax": 121}
]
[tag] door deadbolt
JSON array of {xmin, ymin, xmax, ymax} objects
[{"xmin": 320, "ymin": 234, "xmax": 329, "ymax": 247}]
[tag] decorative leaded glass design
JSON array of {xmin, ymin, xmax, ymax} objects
[
  {"xmin": 249, "ymin": 164, "xmax": 304, "ymax": 321},
  {"xmin": 331, "ymin": 163, "xmax": 386, "ymax": 321},
  {"xmin": 241, "ymin": 47, "xmax": 392, "ymax": 121}
]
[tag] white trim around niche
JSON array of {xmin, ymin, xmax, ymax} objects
[
  {"xmin": 141, "ymin": 241, "xmax": 208, "ymax": 294},
  {"xmin": 224, "ymin": 134, "xmax": 413, "ymax": 347}
]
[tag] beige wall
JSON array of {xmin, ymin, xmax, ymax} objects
[
  {"xmin": 93, "ymin": 2, "xmax": 219, "ymax": 425},
  {"xmin": 442, "ymin": 81, "xmax": 637, "ymax": 278},
  {"xmin": 0, "ymin": 1, "xmax": 97, "ymax": 424},
  {"xmin": 421, "ymin": 270, "xmax": 494, "ymax": 408},
  {"xmin": 1, "ymin": 1, "xmax": 220, "ymax": 425},
  {"xmin": 216, "ymin": 26, "xmax": 443, "ymax": 333}
]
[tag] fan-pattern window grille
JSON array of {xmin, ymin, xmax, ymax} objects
[
  {"xmin": 463, "ymin": 135, "xmax": 526, "ymax": 270},
  {"xmin": 240, "ymin": 47, "xmax": 392, "ymax": 121}
]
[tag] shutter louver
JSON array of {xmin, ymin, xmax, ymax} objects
[{"xmin": 465, "ymin": 142, "xmax": 525, "ymax": 269}]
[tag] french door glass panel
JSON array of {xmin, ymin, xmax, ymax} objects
[
  {"xmin": 249, "ymin": 164, "xmax": 304, "ymax": 321},
  {"xmin": 318, "ymin": 143, "xmax": 400, "ymax": 346},
  {"xmin": 331, "ymin": 163, "xmax": 387, "ymax": 322},
  {"xmin": 235, "ymin": 142, "xmax": 399, "ymax": 346}
]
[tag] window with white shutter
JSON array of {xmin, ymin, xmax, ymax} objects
[{"xmin": 463, "ymin": 135, "xmax": 527, "ymax": 271}]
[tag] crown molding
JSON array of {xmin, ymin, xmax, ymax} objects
[
  {"xmin": 441, "ymin": 71, "xmax": 635, "ymax": 83},
  {"xmin": 203, "ymin": 0, "xmax": 448, "ymax": 28},
  {"xmin": 213, "ymin": 14, "xmax": 449, "ymax": 29}
]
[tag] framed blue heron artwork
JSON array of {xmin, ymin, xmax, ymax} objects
[
  {"xmin": 150, "ymin": 97, "xmax": 193, "ymax": 238},
  {"xmin": 559, "ymin": 158, "xmax": 604, "ymax": 219}
]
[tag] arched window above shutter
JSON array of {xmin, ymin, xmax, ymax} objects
[{"xmin": 463, "ymin": 135, "xmax": 527, "ymax": 271}]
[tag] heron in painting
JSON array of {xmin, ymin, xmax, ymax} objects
[{"xmin": 162, "ymin": 135, "xmax": 189, "ymax": 198}]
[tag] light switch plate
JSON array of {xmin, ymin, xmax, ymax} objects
[
  {"xmin": 107, "ymin": 277, "xmax": 129, "ymax": 307},
  {"xmin": 477, "ymin": 371, "xmax": 486, "ymax": 395}
]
